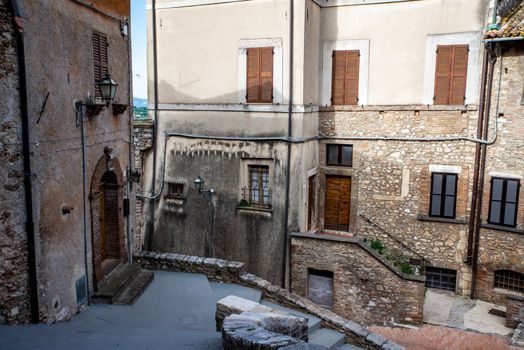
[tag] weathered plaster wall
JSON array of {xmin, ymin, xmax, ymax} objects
[
  {"xmin": 16, "ymin": 0, "xmax": 133, "ymax": 322},
  {"xmin": 318, "ymin": 0, "xmax": 487, "ymax": 105},
  {"xmin": 475, "ymin": 46, "xmax": 524, "ymax": 304},
  {"xmin": 0, "ymin": 0, "xmax": 31, "ymax": 324},
  {"xmin": 290, "ymin": 234, "xmax": 425, "ymax": 326}
]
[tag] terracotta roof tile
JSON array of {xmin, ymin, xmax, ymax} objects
[{"xmin": 484, "ymin": 0, "xmax": 524, "ymax": 39}]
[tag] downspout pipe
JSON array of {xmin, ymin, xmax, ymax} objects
[
  {"xmin": 282, "ymin": 0, "xmax": 294, "ymax": 289},
  {"xmin": 466, "ymin": 46, "xmax": 489, "ymax": 265},
  {"xmin": 8, "ymin": 0, "xmax": 39, "ymax": 323},
  {"xmin": 145, "ymin": 0, "xmax": 159, "ymax": 250},
  {"xmin": 471, "ymin": 44, "xmax": 497, "ymax": 299}
]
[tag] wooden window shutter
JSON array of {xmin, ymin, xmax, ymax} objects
[
  {"xmin": 331, "ymin": 50, "xmax": 359, "ymax": 105},
  {"xmin": 246, "ymin": 47, "xmax": 273, "ymax": 103},
  {"xmin": 449, "ymin": 45, "xmax": 468, "ymax": 105},
  {"xmin": 434, "ymin": 45, "xmax": 468, "ymax": 105},
  {"xmin": 259, "ymin": 47, "xmax": 273, "ymax": 103},
  {"xmin": 93, "ymin": 31, "xmax": 109, "ymax": 98},
  {"xmin": 345, "ymin": 51, "xmax": 359, "ymax": 105}
]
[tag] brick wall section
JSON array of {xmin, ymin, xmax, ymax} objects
[
  {"xmin": 133, "ymin": 119, "xmax": 153, "ymax": 250},
  {"xmin": 290, "ymin": 233, "xmax": 425, "ymax": 326},
  {"xmin": 317, "ymin": 106, "xmax": 477, "ymax": 296},
  {"xmin": 506, "ymin": 294, "xmax": 524, "ymax": 329},
  {"xmin": 134, "ymin": 250, "xmax": 405, "ymax": 350},
  {"xmin": 475, "ymin": 46, "xmax": 524, "ymax": 304},
  {"xmin": 0, "ymin": 0, "xmax": 32, "ymax": 324}
]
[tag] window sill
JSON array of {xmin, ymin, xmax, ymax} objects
[
  {"xmin": 493, "ymin": 288, "xmax": 524, "ymax": 299},
  {"xmin": 417, "ymin": 215, "xmax": 466, "ymax": 225},
  {"xmin": 236, "ymin": 206, "xmax": 273, "ymax": 216},
  {"xmin": 480, "ymin": 223, "xmax": 524, "ymax": 234}
]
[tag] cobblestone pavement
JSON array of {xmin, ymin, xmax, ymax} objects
[{"xmin": 370, "ymin": 325, "xmax": 519, "ymax": 350}]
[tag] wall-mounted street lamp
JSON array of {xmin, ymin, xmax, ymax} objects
[
  {"xmin": 193, "ymin": 175, "xmax": 215, "ymax": 202},
  {"xmin": 193, "ymin": 176, "xmax": 216, "ymax": 257},
  {"xmin": 98, "ymin": 73, "xmax": 118, "ymax": 107}
]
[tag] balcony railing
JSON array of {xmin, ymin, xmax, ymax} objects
[{"xmin": 240, "ymin": 187, "xmax": 272, "ymax": 209}]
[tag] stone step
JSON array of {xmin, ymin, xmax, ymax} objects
[
  {"xmin": 338, "ymin": 343, "xmax": 365, "ymax": 350},
  {"xmin": 261, "ymin": 300, "xmax": 322, "ymax": 333},
  {"xmin": 113, "ymin": 270, "xmax": 154, "ymax": 305},
  {"xmin": 92, "ymin": 263, "xmax": 141, "ymax": 304},
  {"xmin": 209, "ymin": 281, "xmax": 262, "ymax": 303},
  {"xmin": 309, "ymin": 328, "xmax": 346, "ymax": 349}
]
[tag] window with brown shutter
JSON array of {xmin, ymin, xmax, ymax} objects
[
  {"xmin": 246, "ymin": 47, "xmax": 273, "ymax": 103},
  {"xmin": 92, "ymin": 31, "xmax": 109, "ymax": 98},
  {"xmin": 433, "ymin": 45, "xmax": 468, "ymax": 105},
  {"xmin": 331, "ymin": 50, "xmax": 359, "ymax": 106}
]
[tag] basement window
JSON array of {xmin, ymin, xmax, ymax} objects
[
  {"xmin": 425, "ymin": 266, "xmax": 457, "ymax": 292},
  {"xmin": 308, "ymin": 269, "xmax": 334, "ymax": 309},
  {"xmin": 494, "ymin": 270, "xmax": 524, "ymax": 293}
]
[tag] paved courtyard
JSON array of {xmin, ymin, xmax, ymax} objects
[{"xmin": 0, "ymin": 271, "xmax": 261, "ymax": 350}]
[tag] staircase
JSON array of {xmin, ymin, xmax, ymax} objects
[
  {"xmin": 92, "ymin": 262, "xmax": 154, "ymax": 305},
  {"xmin": 259, "ymin": 299, "xmax": 362, "ymax": 349}
]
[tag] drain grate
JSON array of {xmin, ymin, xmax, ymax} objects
[{"xmin": 488, "ymin": 308, "xmax": 506, "ymax": 318}]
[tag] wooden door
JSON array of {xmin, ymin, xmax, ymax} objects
[
  {"xmin": 324, "ymin": 175, "xmax": 351, "ymax": 231},
  {"xmin": 98, "ymin": 184, "xmax": 106, "ymax": 260},
  {"xmin": 308, "ymin": 175, "xmax": 316, "ymax": 230}
]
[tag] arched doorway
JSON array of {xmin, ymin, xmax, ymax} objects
[{"xmin": 90, "ymin": 155, "xmax": 126, "ymax": 289}]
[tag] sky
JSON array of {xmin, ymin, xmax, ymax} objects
[{"xmin": 131, "ymin": 0, "xmax": 147, "ymax": 100}]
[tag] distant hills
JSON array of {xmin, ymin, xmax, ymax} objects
[
  {"xmin": 133, "ymin": 97, "xmax": 148, "ymax": 119},
  {"xmin": 133, "ymin": 97, "xmax": 148, "ymax": 108}
]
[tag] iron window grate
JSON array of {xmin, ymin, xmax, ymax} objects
[
  {"xmin": 494, "ymin": 270, "xmax": 524, "ymax": 293},
  {"xmin": 425, "ymin": 266, "xmax": 457, "ymax": 292}
]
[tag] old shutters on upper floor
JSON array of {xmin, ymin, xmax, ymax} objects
[
  {"xmin": 92, "ymin": 31, "xmax": 109, "ymax": 98},
  {"xmin": 433, "ymin": 45, "xmax": 468, "ymax": 105},
  {"xmin": 324, "ymin": 175, "xmax": 351, "ymax": 231},
  {"xmin": 246, "ymin": 47, "xmax": 273, "ymax": 103},
  {"xmin": 331, "ymin": 50, "xmax": 359, "ymax": 106}
]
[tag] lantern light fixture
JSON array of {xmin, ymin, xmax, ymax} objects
[{"xmin": 98, "ymin": 73, "xmax": 118, "ymax": 106}]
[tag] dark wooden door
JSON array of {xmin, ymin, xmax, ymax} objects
[
  {"xmin": 98, "ymin": 185, "xmax": 106, "ymax": 260},
  {"xmin": 324, "ymin": 175, "xmax": 351, "ymax": 231},
  {"xmin": 308, "ymin": 175, "xmax": 316, "ymax": 230}
]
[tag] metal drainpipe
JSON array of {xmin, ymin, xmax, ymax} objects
[
  {"xmin": 466, "ymin": 46, "xmax": 489, "ymax": 265},
  {"xmin": 79, "ymin": 104, "xmax": 91, "ymax": 306},
  {"xmin": 145, "ymin": 0, "xmax": 159, "ymax": 251},
  {"xmin": 8, "ymin": 0, "xmax": 39, "ymax": 323},
  {"xmin": 471, "ymin": 44, "xmax": 497, "ymax": 299},
  {"xmin": 282, "ymin": 0, "xmax": 294, "ymax": 289}
]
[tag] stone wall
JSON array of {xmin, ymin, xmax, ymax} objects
[
  {"xmin": 475, "ymin": 45, "xmax": 524, "ymax": 304},
  {"xmin": 316, "ymin": 106, "xmax": 478, "ymax": 296},
  {"xmin": 290, "ymin": 233, "xmax": 425, "ymax": 326},
  {"xmin": 506, "ymin": 294, "xmax": 524, "ymax": 329},
  {"xmin": 0, "ymin": 0, "xmax": 31, "ymax": 324},
  {"xmin": 133, "ymin": 119, "xmax": 153, "ymax": 250},
  {"xmin": 134, "ymin": 250, "xmax": 405, "ymax": 350}
]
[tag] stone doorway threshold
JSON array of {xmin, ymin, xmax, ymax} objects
[{"xmin": 423, "ymin": 288, "xmax": 513, "ymax": 337}]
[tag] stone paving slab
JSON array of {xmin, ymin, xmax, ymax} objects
[{"xmin": 423, "ymin": 288, "xmax": 513, "ymax": 337}]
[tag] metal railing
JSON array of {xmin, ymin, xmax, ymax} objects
[{"xmin": 240, "ymin": 187, "xmax": 272, "ymax": 209}]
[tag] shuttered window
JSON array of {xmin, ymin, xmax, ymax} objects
[
  {"xmin": 246, "ymin": 47, "xmax": 273, "ymax": 103},
  {"xmin": 331, "ymin": 50, "xmax": 359, "ymax": 106},
  {"xmin": 93, "ymin": 31, "xmax": 109, "ymax": 98},
  {"xmin": 488, "ymin": 177, "xmax": 520, "ymax": 227},
  {"xmin": 434, "ymin": 45, "xmax": 468, "ymax": 105},
  {"xmin": 430, "ymin": 173, "xmax": 458, "ymax": 218}
]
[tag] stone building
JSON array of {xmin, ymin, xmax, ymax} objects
[
  {"xmin": 475, "ymin": 0, "xmax": 524, "ymax": 305},
  {"xmin": 0, "ymin": 0, "xmax": 135, "ymax": 323},
  {"xmin": 139, "ymin": 0, "xmax": 524, "ymax": 325}
]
